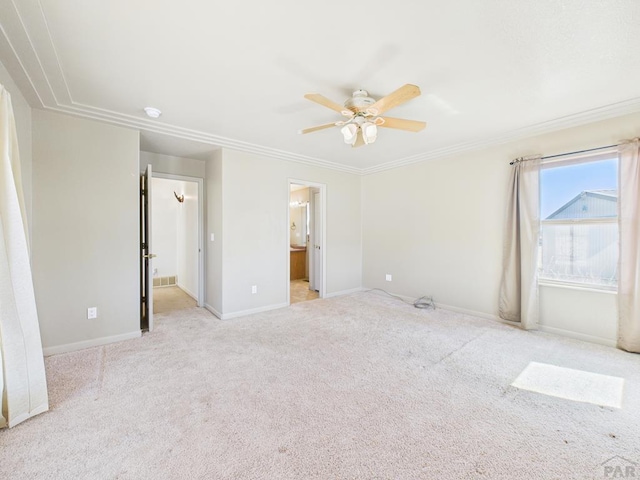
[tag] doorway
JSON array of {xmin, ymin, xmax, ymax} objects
[
  {"xmin": 288, "ymin": 180, "xmax": 325, "ymax": 304},
  {"xmin": 141, "ymin": 169, "xmax": 204, "ymax": 329}
]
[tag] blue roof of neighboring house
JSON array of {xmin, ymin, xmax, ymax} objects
[{"xmin": 546, "ymin": 190, "xmax": 617, "ymax": 220}]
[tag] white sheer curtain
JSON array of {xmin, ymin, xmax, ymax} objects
[
  {"xmin": 499, "ymin": 156, "xmax": 541, "ymax": 330},
  {"xmin": 618, "ymin": 139, "xmax": 640, "ymax": 353},
  {"xmin": 0, "ymin": 85, "xmax": 48, "ymax": 428}
]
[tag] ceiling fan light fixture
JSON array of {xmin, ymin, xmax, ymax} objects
[
  {"xmin": 344, "ymin": 89, "xmax": 376, "ymax": 111},
  {"xmin": 341, "ymin": 124, "xmax": 358, "ymax": 145},
  {"xmin": 361, "ymin": 122, "xmax": 377, "ymax": 144},
  {"xmin": 301, "ymin": 84, "xmax": 425, "ymax": 147}
]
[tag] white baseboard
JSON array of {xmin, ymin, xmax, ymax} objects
[
  {"xmin": 538, "ymin": 325, "xmax": 616, "ymax": 347},
  {"xmin": 221, "ymin": 302, "xmax": 289, "ymax": 320},
  {"xmin": 361, "ymin": 288, "xmax": 505, "ymax": 323},
  {"xmin": 436, "ymin": 302, "xmax": 617, "ymax": 347},
  {"xmin": 324, "ymin": 287, "xmax": 365, "ymax": 298},
  {"xmin": 177, "ymin": 283, "xmax": 198, "ymax": 301},
  {"xmin": 204, "ymin": 303, "xmax": 222, "ymax": 319},
  {"xmin": 434, "ymin": 302, "xmax": 502, "ymax": 323},
  {"xmin": 7, "ymin": 403, "xmax": 49, "ymax": 428},
  {"xmin": 204, "ymin": 302, "xmax": 286, "ymax": 320},
  {"xmin": 43, "ymin": 330, "xmax": 142, "ymax": 356}
]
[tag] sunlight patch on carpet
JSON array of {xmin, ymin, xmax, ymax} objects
[{"xmin": 512, "ymin": 362, "xmax": 624, "ymax": 408}]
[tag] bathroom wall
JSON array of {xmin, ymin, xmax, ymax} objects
[{"xmin": 289, "ymin": 187, "xmax": 309, "ymax": 246}]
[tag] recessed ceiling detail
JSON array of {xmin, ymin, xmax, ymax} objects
[{"xmin": 2, "ymin": 0, "xmax": 640, "ymax": 174}]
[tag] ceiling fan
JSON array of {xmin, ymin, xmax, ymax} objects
[{"xmin": 299, "ymin": 84, "xmax": 426, "ymax": 147}]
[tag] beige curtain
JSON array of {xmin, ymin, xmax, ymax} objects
[
  {"xmin": 499, "ymin": 156, "xmax": 541, "ymax": 329},
  {"xmin": 0, "ymin": 85, "xmax": 48, "ymax": 428},
  {"xmin": 618, "ymin": 139, "xmax": 640, "ymax": 353}
]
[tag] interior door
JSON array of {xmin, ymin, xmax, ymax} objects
[
  {"xmin": 313, "ymin": 190, "xmax": 322, "ymax": 293},
  {"xmin": 140, "ymin": 165, "xmax": 155, "ymax": 331}
]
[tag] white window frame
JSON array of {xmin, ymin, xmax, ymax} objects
[{"xmin": 538, "ymin": 149, "xmax": 618, "ymax": 292}]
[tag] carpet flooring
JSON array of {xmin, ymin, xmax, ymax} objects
[
  {"xmin": 154, "ymin": 286, "xmax": 197, "ymax": 314},
  {"xmin": 1, "ymin": 292, "xmax": 639, "ymax": 479}
]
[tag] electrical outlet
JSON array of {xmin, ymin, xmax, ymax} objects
[
  {"xmin": 87, "ymin": 307, "xmax": 97, "ymax": 319},
  {"xmin": 251, "ymin": 285, "xmax": 257, "ymax": 294},
  {"xmin": 385, "ymin": 274, "xmax": 392, "ymax": 282}
]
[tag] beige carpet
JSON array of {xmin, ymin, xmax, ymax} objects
[
  {"xmin": 1, "ymin": 292, "xmax": 639, "ymax": 479},
  {"xmin": 153, "ymin": 286, "xmax": 197, "ymax": 314}
]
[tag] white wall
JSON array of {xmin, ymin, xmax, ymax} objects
[
  {"xmin": 152, "ymin": 177, "xmax": 199, "ymax": 299},
  {"xmin": 177, "ymin": 180, "xmax": 198, "ymax": 298},
  {"xmin": 151, "ymin": 178, "xmax": 180, "ymax": 278},
  {"xmin": 214, "ymin": 148, "xmax": 362, "ymax": 317},
  {"xmin": 141, "ymin": 151, "xmax": 206, "ymax": 178},
  {"xmin": 289, "ymin": 187, "xmax": 309, "ymax": 246},
  {"xmin": 362, "ymin": 112, "xmax": 640, "ymax": 345},
  {"xmin": 539, "ymin": 285, "xmax": 617, "ymax": 346},
  {"xmin": 32, "ymin": 110, "xmax": 140, "ymax": 351},
  {"xmin": 0, "ymin": 60, "xmax": 32, "ymax": 237}
]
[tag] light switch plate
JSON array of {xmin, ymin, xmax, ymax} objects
[{"xmin": 385, "ymin": 274, "xmax": 392, "ymax": 282}]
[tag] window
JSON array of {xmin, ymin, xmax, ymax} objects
[{"xmin": 539, "ymin": 154, "xmax": 618, "ymax": 289}]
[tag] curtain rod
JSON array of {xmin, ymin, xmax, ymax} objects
[{"xmin": 509, "ymin": 143, "xmax": 620, "ymax": 165}]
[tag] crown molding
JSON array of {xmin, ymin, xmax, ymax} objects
[
  {"xmin": 3, "ymin": 0, "xmax": 640, "ymax": 178},
  {"xmin": 41, "ymin": 94, "xmax": 640, "ymax": 178},
  {"xmin": 48, "ymin": 101, "xmax": 363, "ymax": 175},
  {"xmin": 362, "ymin": 96, "xmax": 640, "ymax": 175}
]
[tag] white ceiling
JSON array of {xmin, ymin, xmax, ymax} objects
[{"xmin": 2, "ymin": 0, "xmax": 640, "ymax": 174}]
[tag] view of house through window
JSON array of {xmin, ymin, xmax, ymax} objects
[{"xmin": 540, "ymin": 155, "xmax": 618, "ymax": 288}]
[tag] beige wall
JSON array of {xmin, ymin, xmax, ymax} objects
[
  {"xmin": 362, "ymin": 112, "xmax": 640, "ymax": 345},
  {"xmin": 210, "ymin": 148, "xmax": 362, "ymax": 317},
  {"xmin": 32, "ymin": 110, "xmax": 140, "ymax": 351},
  {"xmin": 539, "ymin": 286, "xmax": 617, "ymax": 346},
  {"xmin": 0, "ymin": 60, "xmax": 32, "ymax": 236},
  {"xmin": 140, "ymin": 151, "xmax": 206, "ymax": 178},
  {"xmin": 205, "ymin": 150, "xmax": 224, "ymax": 315}
]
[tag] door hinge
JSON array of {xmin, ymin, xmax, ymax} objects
[
  {"xmin": 141, "ymin": 296, "xmax": 146, "ymax": 303},
  {"xmin": 141, "ymin": 242, "xmax": 147, "ymax": 250}
]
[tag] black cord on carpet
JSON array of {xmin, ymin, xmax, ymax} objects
[{"xmin": 365, "ymin": 288, "xmax": 436, "ymax": 310}]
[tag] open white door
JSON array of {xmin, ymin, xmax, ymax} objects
[
  {"xmin": 313, "ymin": 190, "xmax": 322, "ymax": 293},
  {"xmin": 140, "ymin": 165, "xmax": 155, "ymax": 331}
]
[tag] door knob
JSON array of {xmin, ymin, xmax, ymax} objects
[{"xmin": 144, "ymin": 254, "xmax": 157, "ymax": 259}]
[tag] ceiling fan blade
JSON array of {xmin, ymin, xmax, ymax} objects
[
  {"xmin": 304, "ymin": 93, "xmax": 353, "ymax": 116},
  {"xmin": 298, "ymin": 123, "xmax": 338, "ymax": 134},
  {"xmin": 377, "ymin": 116, "xmax": 426, "ymax": 132},
  {"xmin": 367, "ymin": 84, "xmax": 421, "ymax": 116},
  {"xmin": 352, "ymin": 130, "xmax": 365, "ymax": 148}
]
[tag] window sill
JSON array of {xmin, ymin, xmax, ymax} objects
[{"xmin": 538, "ymin": 280, "xmax": 617, "ymax": 295}]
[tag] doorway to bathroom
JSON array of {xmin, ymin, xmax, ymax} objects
[{"xmin": 288, "ymin": 180, "xmax": 325, "ymax": 304}]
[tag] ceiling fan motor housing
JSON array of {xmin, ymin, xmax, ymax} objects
[{"xmin": 344, "ymin": 89, "xmax": 376, "ymax": 112}]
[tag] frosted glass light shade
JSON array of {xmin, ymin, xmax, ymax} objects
[
  {"xmin": 341, "ymin": 124, "xmax": 358, "ymax": 145},
  {"xmin": 362, "ymin": 122, "xmax": 377, "ymax": 144}
]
